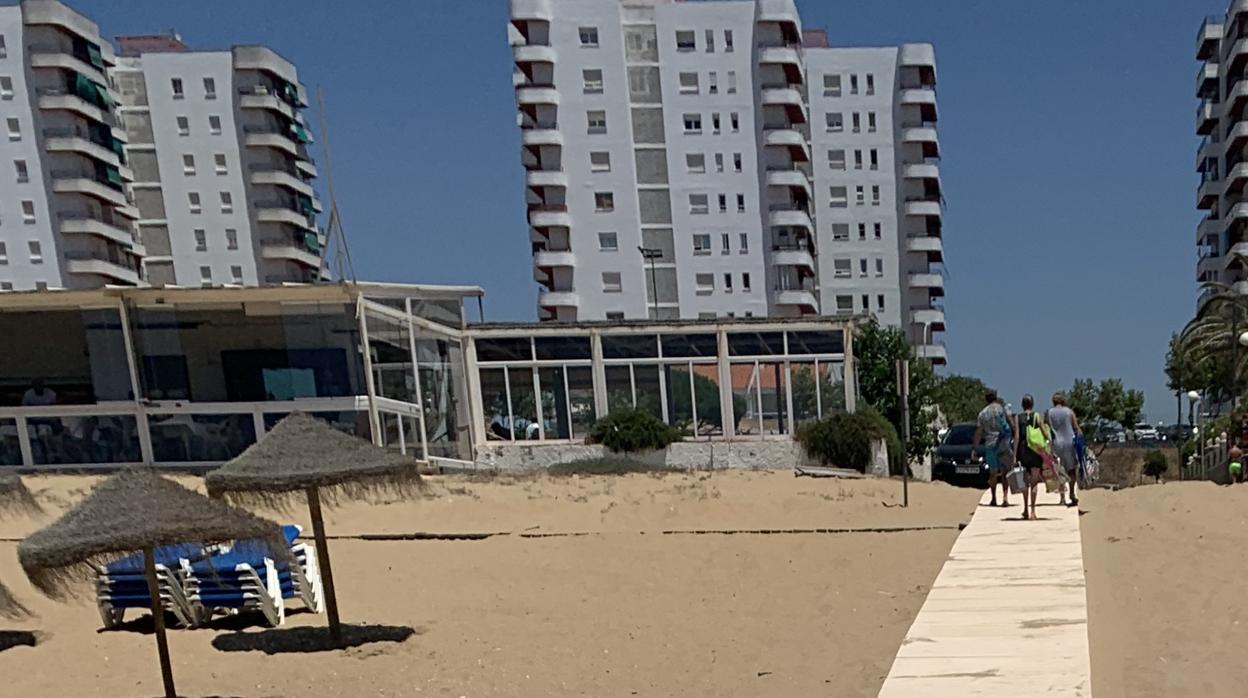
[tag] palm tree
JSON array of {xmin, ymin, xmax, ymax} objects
[{"xmin": 1178, "ymin": 273, "xmax": 1248, "ymax": 409}]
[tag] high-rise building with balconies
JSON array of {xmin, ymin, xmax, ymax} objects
[
  {"xmin": 508, "ymin": 0, "xmax": 946, "ymax": 363},
  {"xmin": 112, "ymin": 34, "xmax": 324, "ymax": 287},
  {"xmin": 0, "ymin": 0, "xmax": 142, "ymax": 291}
]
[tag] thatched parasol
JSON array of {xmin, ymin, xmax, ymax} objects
[
  {"xmin": 205, "ymin": 412, "xmax": 423, "ymax": 644},
  {"xmin": 0, "ymin": 576, "xmax": 29, "ymax": 620},
  {"xmin": 0, "ymin": 473, "xmax": 42, "ymax": 518},
  {"xmin": 19, "ymin": 469, "xmax": 287, "ymax": 698}
]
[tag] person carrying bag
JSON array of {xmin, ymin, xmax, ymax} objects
[{"xmin": 1014, "ymin": 395, "xmax": 1050, "ymax": 520}]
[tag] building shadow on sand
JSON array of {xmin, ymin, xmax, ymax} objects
[{"xmin": 211, "ymin": 623, "xmax": 420, "ymax": 654}]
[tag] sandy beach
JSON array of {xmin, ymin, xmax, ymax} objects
[
  {"xmin": 1082, "ymin": 482, "xmax": 1248, "ymax": 698},
  {"xmin": 0, "ymin": 471, "xmax": 979, "ymax": 697}
]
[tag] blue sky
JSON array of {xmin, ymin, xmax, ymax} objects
[{"xmin": 69, "ymin": 0, "xmax": 1221, "ymax": 422}]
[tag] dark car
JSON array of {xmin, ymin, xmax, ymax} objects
[{"xmin": 932, "ymin": 422, "xmax": 988, "ymax": 487}]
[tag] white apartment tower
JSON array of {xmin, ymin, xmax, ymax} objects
[
  {"xmin": 0, "ymin": 0, "xmax": 141, "ymax": 291},
  {"xmin": 112, "ymin": 34, "xmax": 323, "ymax": 287},
  {"xmin": 509, "ymin": 0, "xmax": 946, "ymax": 364}
]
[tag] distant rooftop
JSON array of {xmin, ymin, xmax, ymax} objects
[
  {"xmin": 802, "ymin": 29, "xmax": 829, "ymax": 48},
  {"xmin": 116, "ymin": 33, "xmax": 188, "ymax": 56}
]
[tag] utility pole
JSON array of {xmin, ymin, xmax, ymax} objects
[
  {"xmin": 638, "ymin": 247, "xmax": 662, "ymax": 319},
  {"xmin": 896, "ymin": 358, "xmax": 910, "ymax": 507}
]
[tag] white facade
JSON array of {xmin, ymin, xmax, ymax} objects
[
  {"xmin": 508, "ymin": 0, "xmax": 946, "ymax": 363},
  {"xmin": 0, "ymin": 0, "xmax": 141, "ymax": 291},
  {"xmin": 112, "ymin": 40, "xmax": 323, "ymax": 287}
]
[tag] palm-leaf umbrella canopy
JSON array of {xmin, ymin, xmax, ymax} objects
[
  {"xmin": 0, "ymin": 473, "xmax": 42, "ymax": 519},
  {"xmin": 206, "ymin": 412, "xmax": 423, "ymax": 644},
  {"xmin": 18, "ymin": 469, "xmax": 287, "ymax": 698}
]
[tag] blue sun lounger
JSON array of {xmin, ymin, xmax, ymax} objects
[{"xmin": 95, "ymin": 543, "xmax": 203, "ymax": 629}]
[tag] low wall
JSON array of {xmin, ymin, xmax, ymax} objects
[{"xmin": 474, "ymin": 438, "xmax": 890, "ymax": 476}]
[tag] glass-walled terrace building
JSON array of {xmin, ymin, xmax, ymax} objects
[{"xmin": 0, "ymin": 282, "xmax": 857, "ymax": 470}]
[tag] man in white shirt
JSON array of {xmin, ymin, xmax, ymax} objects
[{"xmin": 21, "ymin": 379, "xmax": 56, "ymax": 407}]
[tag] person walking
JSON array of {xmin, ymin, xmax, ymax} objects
[
  {"xmin": 973, "ymin": 388, "xmax": 1018, "ymax": 507},
  {"xmin": 1047, "ymin": 392, "xmax": 1083, "ymax": 507},
  {"xmin": 1015, "ymin": 394, "xmax": 1050, "ymax": 520}
]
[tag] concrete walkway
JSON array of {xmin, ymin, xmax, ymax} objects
[{"xmin": 877, "ymin": 490, "xmax": 1092, "ymax": 697}]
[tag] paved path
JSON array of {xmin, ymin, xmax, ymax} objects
[{"xmin": 877, "ymin": 491, "xmax": 1092, "ymax": 697}]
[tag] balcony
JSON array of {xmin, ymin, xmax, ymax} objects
[
  {"xmin": 758, "ymin": 45, "xmax": 803, "ymax": 83},
  {"xmin": 522, "ymin": 127, "xmax": 562, "ymax": 147},
  {"xmin": 771, "ymin": 246, "xmax": 815, "ymax": 272},
  {"xmin": 765, "ymin": 168, "xmax": 811, "ymax": 198},
  {"xmin": 901, "ymin": 125, "xmax": 940, "ymax": 159},
  {"xmin": 238, "ymin": 85, "xmax": 297, "ymax": 119},
  {"xmin": 28, "ymin": 44, "xmax": 107, "ymax": 82},
  {"xmin": 516, "ymin": 86, "xmax": 559, "ymax": 106},
  {"xmin": 1198, "ymin": 214, "xmax": 1222, "ymax": 243},
  {"xmin": 1198, "ymin": 62, "xmax": 1220, "ymax": 98},
  {"xmin": 768, "ymin": 207, "xmax": 813, "ymax": 232},
  {"xmin": 1226, "ymin": 242, "xmax": 1248, "ymax": 269},
  {"xmin": 250, "ymin": 166, "xmax": 316, "ymax": 199},
  {"xmin": 233, "ymin": 47, "xmax": 300, "ymax": 91},
  {"xmin": 50, "ymin": 169, "xmax": 127, "ymax": 207},
  {"xmin": 1199, "ymin": 173, "xmax": 1222, "ymax": 208},
  {"xmin": 763, "ymin": 127, "xmax": 810, "ymax": 161},
  {"xmin": 1197, "ymin": 99, "xmax": 1218, "ymax": 135},
  {"xmin": 256, "ymin": 200, "xmax": 317, "ymax": 231},
  {"xmin": 538, "ymin": 288, "xmax": 579, "ymax": 308},
  {"xmin": 261, "ymin": 236, "xmax": 322, "ymax": 268},
  {"xmin": 772, "ymin": 288, "xmax": 818, "ymax": 312},
  {"xmin": 526, "ymin": 170, "xmax": 567, "ymax": 188},
  {"xmin": 243, "ymin": 126, "xmax": 304, "ymax": 158},
  {"xmin": 915, "ymin": 343, "xmax": 948, "ymax": 365},
  {"xmin": 59, "ymin": 212, "xmax": 135, "ymax": 246},
  {"xmin": 903, "ymin": 163, "xmax": 941, "ymax": 187},
  {"xmin": 1199, "ymin": 252, "xmax": 1224, "ymax": 281},
  {"xmin": 1196, "ymin": 134, "xmax": 1220, "ymax": 168},
  {"xmin": 36, "ymin": 87, "xmax": 112, "ymax": 125},
  {"xmin": 533, "ymin": 249, "xmax": 575, "ymax": 269},
  {"xmin": 761, "ymin": 87, "xmax": 807, "ymax": 123},
  {"xmin": 906, "ymin": 236, "xmax": 944, "ymax": 261},
  {"xmin": 64, "ymin": 252, "xmax": 141, "ymax": 286},
  {"xmin": 904, "ymin": 199, "xmax": 942, "ymax": 218},
  {"xmin": 911, "ymin": 307, "xmax": 946, "ymax": 330},
  {"xmin": 513, "ymin": 44, "xmax": 556, "ymax": 65},
  {"xmin": 757, "ymin": 0, "xmax": 801, "ymax": 32},
  {"xmin": 1199, "ymin": 16, "xmax": 1223, "ymax": 60},
  {"xmin": 909, "ymin": 273, "xmax": 945, "ymax": 295},
  {"xmin": 42, "ymin": 126, "xmax": 123, "ymax": 167},
  {"xmin": 529, "ymin": 206, "xmax": 571, "ymax": 228},
  {"xmin": 900, "ymin": 44, "xmax": 937, "ymax": 70},
  {"xmin": 510, "ymin": 0, "xmax": 553, "ymax": 21}
]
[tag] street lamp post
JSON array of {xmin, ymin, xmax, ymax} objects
[
  {"xmin": 1188, "ymin": 390, "xmax": 1202, "ymax": 480},
  {"xmin": 638, "ymin": 247, "xmax": 662, "ymax": 319}
]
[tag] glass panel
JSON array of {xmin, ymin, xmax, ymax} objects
[
  {"xmin": 508, "ymin": 367, "xmax": 540, "ymax": 440},
  {"xmin": 0, "ymin": 418, "xmax": 20, "ymax": 465},
  {"xmin": 263, "ymin": 410, "xmax": 367, "ymax": 437},
  {"xmin": 660, "ymin": 333, "xmax": 718, "ymax": 358},
  {"xmin": 566, "ymin": 367, "xmax": 596, "ymax": 440},
  {"xmin": 0, "ymin": 308, "xmax": 131, "ymax": 406},
  {"xmin": 129, "ymin": 302, "xmax": 363, "ymax": 402},
  {"xmin": 148, "ymin": 413, "xmax": 255, "ymax": 462},
  {"xmin": 731, "ymin": 361, "xmax": 761, "ymax": 435},
  {"xmin": 475, "ymin": 337, "xmax": 532, "ymax": 362},
  {"xmin": 538, "ymin": 366, "xmax": 570, "ymax": 439},
  {"xmin": 633, "ymin": 364, "xmax": 664, "ymax": 420},
  {"xmin": 601, "ymin": 335, "xmax": 658, "ymax": 359},
  {"xmin": 605, "ymin": 365, "xmax": 634, "ymax": 413},
  {"xmin": 411, "ymin": 299, "xmax": 464, "ymax": 329},
  {"xmin": 379, "ymin": 411, "xmax": 402, "ymax": 451},
  {"xmin": 691, "ymin": 364, "xmax": 727, "ymax": 437},
  {"xmin": 727, "ymin": 332, "xmax": 785, "ymax": 357},
  {"xmin": 786, "ymin": 330, "xmax": 845, "ymax": 355},
  {"xmin": 480, "ymin": 367, "xmax": 511, "ymax": 440},
  {"xmin": 758, "ymin": 361, "xmax": 789, "ymax": 435},
  {"xmin": 534, "ymin": 336, "xmax": 591, "ymax": 361},
  {"xmin": 417, "ymin": 336, "xmax": 468, "ymax": 459},
  {"xmin": 663, "ymin": 364, "xmax": 694, "ymax": 432},
  {"xmin": 367, "ymin": 311, "xmax": 416, "ymax": 404},
  {"xmin": 27, "ymin": 414, "xmax": 141, "ymax": 465},
  {"xmin": 403, "ymin": 415, "xmax": 422, "ymax": 457}
]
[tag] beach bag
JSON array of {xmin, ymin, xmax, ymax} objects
[
  {"xmin": 1007, "ymin": 465, "xmax": 1027, "ymax": 494},
  {"xmin": 1025, "ymin": 412, "xmax": 1049, "ymax": 455}
]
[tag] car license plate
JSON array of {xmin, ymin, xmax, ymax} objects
[{"xmin": 956, "ymin": 464, "xmax": 980, "ymax": 475}]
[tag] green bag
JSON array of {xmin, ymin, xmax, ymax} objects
[{"xmin": 1025, "ymin": 412, "xmax": 1049, "ymax": 454}]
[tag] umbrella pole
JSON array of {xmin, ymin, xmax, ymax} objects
[
  {"xmin": 306, "ymin": 486, "xmax": 342, "ymax": 644},
  {"xmin": 143, "ymin": 545, "xmax": 177, "ymax": 698}
]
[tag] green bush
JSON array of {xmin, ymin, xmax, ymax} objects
[
  {"xmin": 588, "ymin": 408, "xmax": 683, "ymax": 453},
  {"xmin": 797, "ymin": 407, "xmax": 902, "ymax": 473},
  {"xmin": 1142, "ymin": 450, "xmax": 1168, "ymax": 481}
]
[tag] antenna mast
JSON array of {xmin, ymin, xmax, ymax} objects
[{"xmin": 316, "ymin": 85, "xmax": 356, "ymax": 283}]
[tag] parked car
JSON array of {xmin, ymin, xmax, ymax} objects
[
  {"xmin": 1133, "ymin": 423, "xmax": 1160, "ymax": 442},
  {"xmin": 932, "ymin": 423, "xmax": 988, "ymax": 487}
]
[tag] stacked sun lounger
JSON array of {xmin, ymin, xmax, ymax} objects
[{"xmin": 95, "ymin": 543, "xmax": 202, "ymax": 629}]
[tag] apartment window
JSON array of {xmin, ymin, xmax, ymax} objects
[
  {"xmin": 714, "ymin": 153, "xmax": 724, "ymax": 172},
  {"xmin": 855, "ymin": 186, "xmax": 865, "ymax": 205},
  {"xmin": 20, "ymin": 200, "xmax": 34, "ymax": 223},
  {"xmin": 875, "ymin": 258, "xmax": 884, "ymax": 277},
  {"xmin": 208, "ymin": 115, "xmax": 222, "ymax": 135},
  {"xmin": 587, "ymin": 110, "xmax": 607, "ymax": 134},
  {"xmin": 27, "ymin": 240, "xmax": 41, "ymax": 263},
  {"xmin": 590, "ymin": 151, "xmax": 611, "ymax": 172},
  {"xmin": 579, "ymin": 27, "xmax": 599, "ymax": 47},
  {"xmin": 730, "ymin": 112, "xmax": 739, "ymax": 132},
  {"xmin": 833, "ymin": 258, "xmax": 851, "ymax": 278},
  {"xmin": 188, "ymin": 192, "xmax": 201, "ymax": 214},
  {"xmin": 171, "ymin": 77, "xmax": 184, "ymax": 99},
  {"xmin": 226, "ymin": 228, "xmax": 238, "ymax": 250},
  {"xmin": 705, "ymin": 29, "xmax": 715, "ymax": 52},
  {"xmin": 739, "ymin": 233, "xmax": 749, "ymax": 253},
  {"xmin": 686, "ymin": 153, "xmax": 706, "ymax": 173},
  {"xmin": 595, "ymin": 191, "xmax": 615, "ymax": 211},
  {"xmin": 199, "ymin": 266, "xmax": 211, "ymax": 286},
  {"xmin": 711, "ymin": 113, "xmax": 721, "ymax": 133},
  {"xmin": 858, "ymin": 223, "xmax": 867, "ymax": 240},
  {"xmin": 214, "ymin": 153, "xmax": 227, "ymax": 174},
  {"xmin": 721, "ymin": 233, "xmax": 731, "ymax": 254},
  {"xmin": 6, "ymin": 117, "xmax": 18, "ymax": 141},
  {"xmin": 861, "ymin": 294, "xmax": 870, "ymax": 312},
  {"xmin": 583, "ymin": 69, "xmax": 604, "ymax": 94},
  {"xmin": 676, "ymin": 30, "xmax": 696, "ymax": 52},
  {"xmin": 193, "ymin": 229, "xmax": 207, "ymax": 251},
  {"xmin": 874, "ymin": 223, "xmax": 882, "ymax": 240},
  {"xmin": 852, "ymin": 113, "xmax": 861, "ymax": 133},
  {"xmin": 176, "ymin": 116, "xmax": 190, "ymax": 136},
  {"xmin": 723, "ymin": 273, "xmax": 733, "ymax": 292},
  {"xmin": 733, "ymin": 152, "xmax": 742, "ymax": 173},
  {"xmin": 182, "ymin": 154, "xmax": 195, "ymax": 175},
  {"xmin": 219, "ymin": 191, "xmax": 233, "ymax": 213},
  {"xmin": 688, "ymin": 194, "xmax": 709, "ymax": 215},
  {"xmin": 0, "ymin": 283, "xmax": 11, "ymax": 291},
  {"xmin": 727, "ymin": 71, "xmax": 737, "ymax": 94},
  {"xmin": 736, "ymin": 193, "xmax": 745, "ymax": 212},
  {"xmin": 695, "ymin": 273, "xmax": 714, "ymax": 294},
  {"xmin": 0, "ymin": 76, "xmax": 12, "ymax": 100},
  {"xmin": 203, "ymin": 77, "xmax": 216, "ymax": 99},
  {"xmin": 717, "ymin": 194, "xmax": 727, "ymax": 212},
  {"xmin": 835, "ymin": 295, "xmax": 853, "ymax": 314},
  {"xmin": 708, "ymin": 71, "xmax": 718, "ymax": 94},
  {"xmin": 870, "ymin": 149, "xmax": 879, "ymax": 170},
  {"xmin": 832, "ymin": 224, "xmax": 849, "ymax": 241},
  {"xmin": 602, "ymin": 272, "xmax": 623, "ymax": 293},
  {"xmin": 829, "ymin": 186, "xmax": 848, "ymax": 208},
  {"xmin": 859, "ymin": 258, "xmax": 868, "ymax": 277},
  {"xmin": 828, "ymin": 149, "xmax": 846, "ymax": 170},
  {"xmin": 823, "ymin": 74, "xmax": 842, "ymax": 97},
  {"xmin": 230, "ymin": 265, "xmax": 243, "ymax": 284},
  {"xmin": 0, "ymin": 35, "xmax": 5, "ymax": 59},
  {"xmin": 598, "ymin": 232, "xmax": 618, "ymax": 251},
  {"xmin": 826, "ymin": 112, "xmax": 843, "ymax": 132},
  {"xmin": 13, "ymin": 159, "xmax": 27, "ymax": 183},
  {"xmin": 866, "ymin": 74, "xmax": 876, "ymax": 95},
  {"xmin": 871, "ymin": 185, "xmax": 881, "ymax": 206},
  {"xmin": 724, "ymin": 30, "xmax": 734, "ymax": 52},
  {"xmin": 33, "ymin": 281, "xmax": 47, "ymax": 291},
  {"xmin": 683, "ymin": 113, "xmax": 702, "ymax": 133},
  {"xmin": 742, "ymin": 272, "xmax": 751, "ymax": 291},
  {"xmin": 606, "ymin": 312, "xmax": 625, "ymax": 321},
  {"xmin": 853, "ymin": 150, "xmax": 863, "ymax": 170},
  {"xmin": 849, "ymin": 74, "xmax": 859, "ymax": 95},
  {"xmin": 0, "ymin": 242, "xmax": 6, "ymax": 264},
  {"xmin": 868, "ymin": 112, "xmax": 877, "ymax": 133},
  {"xmin": 693, "ymin": 233, "xmax": 712, "ymax": 254},
  {"xmin": 678, "ymin": 72, "xmax": 699, "ymax": 94}
]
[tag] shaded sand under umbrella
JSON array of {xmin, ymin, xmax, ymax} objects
[
  {"xmin": 205, "ymin": 412, "xmax": 422, "ymax": 644},
  {"xmin": 0, "ymin": 472, "xmax": 42, "ymax": 518},
  {"xmin": 18, "ymin": 469, "xmax": 286, "ymax": 698}
]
